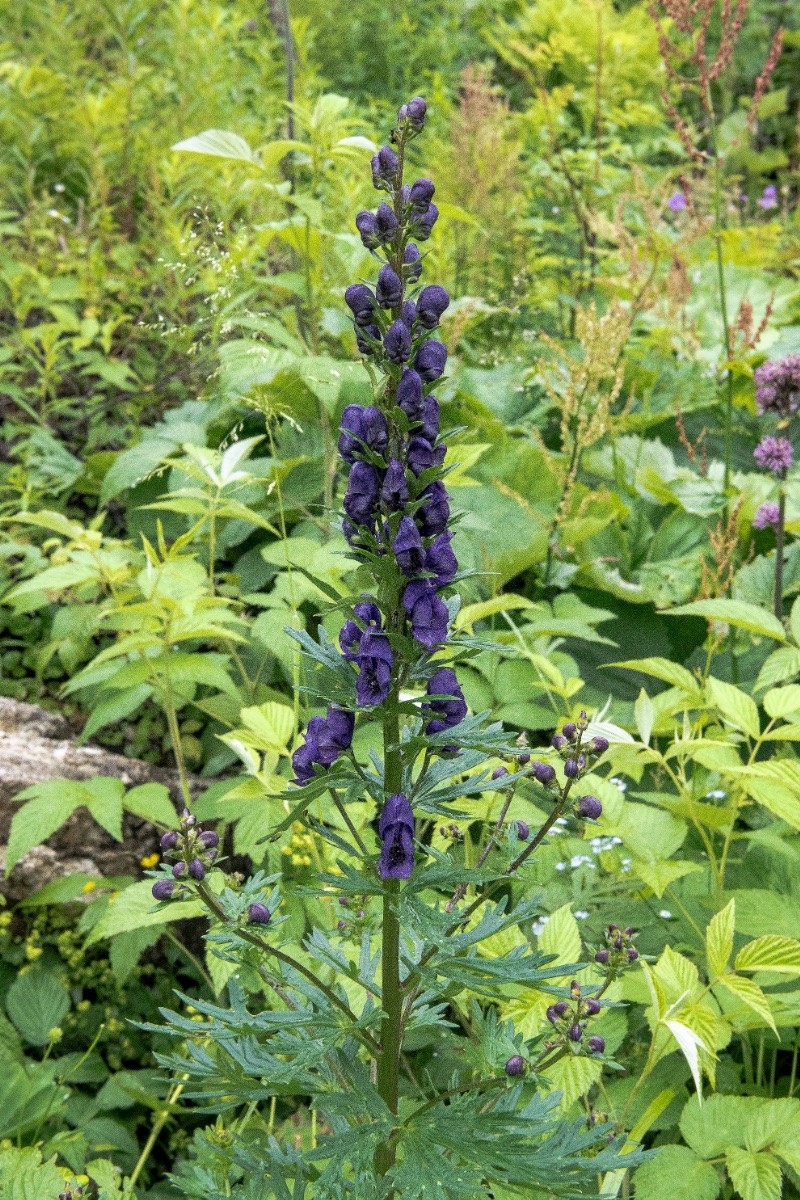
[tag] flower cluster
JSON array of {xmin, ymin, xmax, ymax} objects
[
  {"xmin": 291, "ymin": 96, "xmax": 465, "ymax": 882},
  {"xmin": 151, "ymin": 808, "xmax": 219, "ymax": 900},
  {"xmin": 594, "ymin": 923, "xmax": 639, "ymax": 976},
  {"xmin": 546, "ymin": 979, "xmax": 605, "ymax": 1055},
  {"xmin": 754, "ymin": 434, "xmax": 793, "ymax": 476},
  {"xmin": 528, "ymin": 713, "xmax": 609, "ymax": 820},
  {"xmin": 755, "ymin": 353, "xmax": 800, "ymax": 419}
]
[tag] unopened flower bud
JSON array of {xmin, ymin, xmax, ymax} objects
[
  {"xmin": 409, "ymin": 178, "xmax": 435, "ymax": 210},
  {"xmin": 492, "ymin": 766, "xmax": 509, "ymax": 781},
  {"xmin": 551, "ymin": 734, "xmax": 566, "ymax": 751},
  {"xmin": 160, "ymin": 831, "xmax": 179, "ymax": 851},
  {"xmin": 355, "ymin": 210, "xmax": 379, "ymax": 249},
  {"xmin": 564, "ymin": 759, "xmax": 580, "ymax": 778},
  {"xmin": 584, "ymin": 997, "xmax": 601, "ymax": 1015},
  {"xmin": 384, "ymin": 319, "xmax": 412, "ymax": 364},
  {"xmin": 376, "ymin": 264, "xmax": 403, "ymax": 308},
  {"xmin": 532, "ymin": 761, "xmax": 556, "ymax": 785},
  {"xmin": 569, "ymin": 1023, "xmax": 583, "ymax": 1042},
  {"xmin": 189, "ymin": 858, "xmax": 206, "ymax": 881},
  {"xmin": 403, "ymin": 243, "xmax": 422, "ymax": 281},
  {"xmin": 199, "ymin": 830, "xmax": 219, "ymax": 849},
  {"xmin": 152, "ymin": 879, "xmax": 175, "ymax": 901},
  {"xmin": 595, "ymin": 949, "xmax": 610, "ymax": 964},
  {"xmin": 614, "ymin": 937, "xmax": 624, "ymax": 950},
  {"xmin": 587, "ymin": 1036, "xmax": 605, "ymax": 1054},
  {"xmin": 516, "ymin": 820, "xmax": 530, "ymax": 840},
  {"xmin": 375, "ymin": 202, "xmax": 399, "ymax": 244},
  {"xmin": 591, "ymin": 736, "xmax": 609, "ymax": 754},
  {"xmin": 244, "ymin": 902, "xmax": 270, "ymax": 926},
  {"xmin": 627, "ymin": 947, "xmax": 639, "ymax": 962},
  {"xmin": 371, "ymin": 145, "xmax": 398, "ymax": 188},
  {"xmin": 517, "ymin": 751, "xmax": 531, "ymax": 766},
  {"xmin": 624, "ymin": 926, "xmax": 635, "ymax": 936},
  {"xmin": 505, "ymin": 1054, "xmax": 525, "ymax": 1077},
  {"xmin": 405, "ymin": 95, "xmax": 427, "ymax": 129},
  {"xmin": 546, "ymin": 1003, "xmax": 567, "ymax": 1023},
  {"xmin": 562, "ymin": 722, "xmax": 577, "ymax": 740},
  {"xmin": 172, "ymin": 861, "xmax": 186, "ymax": 878},
  {"xmin": 414, "ymin": 339, "xmax": 447, "ymax": 382},
  {"xmin": 416, "ymin": 284, "xmax": 450, "ymax": 329},
  {"xmin": 578, "ymin": 795, "xmax": 602, "ymax": 820}
]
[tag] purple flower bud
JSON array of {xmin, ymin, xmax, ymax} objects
[
  {"xmin": 172, "ymin": 861, "xmax": 187, "ymax": 878},
  {"xmin": 338, "ymin": 404, "xmax": 389, "ymax": 464},
  {"xmin": 409, "ymin": 178, "xmax": 435, "ymax": 210},
  {"xmin": 553, "ymin": 1001, "xmax": 570, "ymax": 1017},
  {"xmin": 407, "ymin": 435, "xmax": 445, "ymax": 476},
  {"xmin": 425, "ymin": 668, "xmax": 467, "ymax": 735},
  {"xmin": 591, "ymin": 736, "xmax": 609, "ymax": 754},
  {"xmin": 355, "ymin": 210, "xmax": 379, "ymax": 249},
  {"xmin": 414, "ymin": 202, "xmax": 439, "ymax": 240},
  {"xmin": 532, "ymin": 761, "xmax": 556, "ymax": 786},
  {"xmin": 516, "ymin": 820, "xmax": 530, "ymax": 840},
  {"xmin": 405, "ymin": 96, "xmax": 427, "ymax": 129},
  {"xmin": 337, "ymin": 918, "xmax": 347, "ymax": 931},
  {"xmin": 371, "ymin": 145, "xmax": 398, "ymax": 188},
  {"xmin": 247, "ymin": 902, "xmax": 271, "ymax": 925},
  {"xmin": 595, "ymin": 949, "xmax": 610, "ymax": 964},
  {"xmin": 415, "ymin": 340, "xmax": 447, "ymax": 382},
  {"xmin": 614, "ymin": 937, "xmax": 624, "ymax": 950},
  {"xmin": 384, "ymin": 319, "xmax": 412, "ymax": 364},
  {"xmin": 505, "ymin": 1054, "xmax": 525, "ymax": 1077},
  {"xmin": 403, "ymin": 242, "xmax": 423, "ymax": 281},
  {"xmin": 416, "ymin": 285, "xmax": 450, "ymax": 329},
  {"xmin": 316, "ymin": 707, "xmax": 355, "ymax": 765},
  {"xmin": 344, "ymin": 461, "xmax": 381, "ymax": 525},
  {"xmin": 152, "ymin": 879, "xmax": 175, "ymax": 901},
  {"xmin": 562, "ymin": 722, "xmax": 577, "ymax": 740},
  {"xmin": 426, "ymin": 530, "xmax": 457, "ymax": 587},
  {"xmin": 624, "ymin": 926, "xmax": 635, "ymax": 936},
  {"xmin": 189, "ymin": 858, "xmax": 206, "ymax": 880},
  {"xmin": 403, "ymin": 579, "xmax": 449, "ymax": 649},
  {"xmin": 518, "ymin": 751, "xmax": 531, "ymax": 766},
  {"xmin": 381, "ymin": 457, "xmax": 409, "ymax": 509},
  {"xmin": 578, "ymin": 795, "xmax": 602, "ymax": 820},
  {"xmin": 564, "ymin": 759, "xmax": 580, "ymax": 778},
  {"xmin": 199, "ymin": 830, "xmax": 219, "ymax": 849},
  {"xmin": 584, "ymin": 997, "xmax": 601, "ymax": 1015},
  {"xmin": 417, "ymin": 480, "xmax": 450, "ymax": 537},
  {"xmin": 627, "ymin": 947, "xmax": 639, "ymax": 962},
  {"xmin": 160, "ymin": 831, "xmax": 179, "ymax": 851},
  {"xmin": 551, "ymin": 734, "xmax": 566, "ymax": 751},
  {"xmin": 492, "ymin": 766, "xmax": 509, "ymax": 781},
  {"xmin": 587, "ymin": 1036, "xmax": 606, "ymax": 1054},
  {"xmin": 393, "ymin": 515, "xmax": 426, "ymax": 575},
  {"xmin": 375, "ymin": 202, "xmax": 399, "ymax": 244},
  {"xmin": 376, "ymin": 264, "xmax": 403, "ymax": 308},
  {"xmin": 569, "ymin": 1023, "xmax": 583, "ymax": 1043},
  {"xmin": 344, "ymin": 283, "xmax": 376, "ymax": 326},
  {"xmin": 397, "ymin": 368, "xmax": 424, "ymax": 419}
]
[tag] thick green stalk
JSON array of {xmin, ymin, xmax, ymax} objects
[{"xmin": 774, "ymin": 487, "xmax": 787, "ymax": 620}]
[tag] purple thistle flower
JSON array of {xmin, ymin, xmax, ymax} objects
[
  {"xmin": 753, "ymin": 501, "xmax": 781, "ymax": 530},
  {"xmin": 338, "ymin": 405, "xmax": 389, "ymax": 464},
  {"xmin": 754, "ymin": 435, "xmax": 793, "ymax": 475},
  {"xmin": 403, "ymin": 580, "xmax": 449, "ymax": 649},
  {"xmin": 416, "ymin": 285, "xmax": 450, "ymax": 329},
  {"xmin": 344, "ymin": 283, "xmax": 376, "ymax": 326},
  {"xmin": 759, "ymin": 184, "xmax": 778, "ymax": 210},
  {"xmin": 152, "ymin": 879, "xmax": 175, "ymax": 901},
  {"xmin": 416, "ymin": 481, "xmax": 450, "ymax": 536},
  {"xmin": 381, "ymin": 457, "xmax": 410, "ymax": 509},
  {"xmin": 378, "ymin": 793, "xmax": 415, "ymax": 879},
  {"xmin": 425, "ymin": 531, "xmax": 458, "ymax": 587},
  {"xmin": 755, "ymin": 354, "xmax": 800, "ymax": 418},
  {"xmin": 425, "ymin": 667, "xmax": 467, "ymax": 735},
  {"xmin": 340, "ymin": 600, "xmax": 382, "ymax": 660},
  {"xmin": 344, "ymin": 461, "xmax": 382, "ymax": 525},
  {"xmin": 667, "ymin": 191, "xmax": 687, "ymax": 213},
  {"xmin": 376, "ymin": 265, "xmax": 403, "ymax": 309},
  {"xmin": 356, "ymin": 629, "xmax": 394, "ymax": 707},
  {"xmin": 384, "ymin": 319, "xmax": 412, "ymax": 364},
  {"xmin": 394, "ymin": 516, "xmax": 426, "ymax": 575},
  {"xmin": 415, "ymin": 340, "xmax": 447, "ymax": 382}
]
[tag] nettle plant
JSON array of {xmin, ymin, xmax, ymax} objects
[{"xmin": 146, "ymin": 99, "xmax": 640, "ymax": 1199}]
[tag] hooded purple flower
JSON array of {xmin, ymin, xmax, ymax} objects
[
  {"xmin": 403, "ymin": 580, "xmax": 449, "ymax": 649},
  {"xmin": 378, "ymin": 793, "xmax": 415, "ymax": 879},
  {"xmin": 344, "ymin": 283, "xmax": 376, "ymax": 326},
  {"xmin": 667, "ymin": 191, "xmax": 687, "ymax": 213},
  {"xmin": 355, "ymin": 211, "xmax": 379, "ymax": 249},
  {"xmin": 425, "ymin": 531, "xmax": 458, "ymax": 587},
  {"xmin": 409, "ymin": 178, "xmax": 435, "ymax": 210},
  {"xmin": 416, "ymin": 285, "xmax": 450, "ymax": 329},
  {"xmin": 754, "ymin": 435, "xmax": 793, "ymax": 475},
  {"xmin": 404, "ymin": 96, "xmax": 427, "ymax": 129},
  {"xmin": 403, "ymin": 243, "xmax": 422, "ymax": 282},
  {"xmin": 375, "ymin": 202, "xmax": 399, "ymax": 244},
  {"xmin": 355, "ymin": 323, "xmax": 380, "ymax": 355},
  {"xmin": 315, "ymin": 707, "xmax": 355, "ymax": 766},
  {"xmin": 393, "ymin": 516, "xmax": 426, "ymax": 575},
  {"xmin": 356, "ymin": 629, "xmax": 394, "ymax": 706},
  {"xmin": 407, "ymin": 436, "xmax": 445, "ymax": 476},
  {"xmin": 753, "ymin": 501, "xmax": 781, "ymax": 530},
  {"xmin": 755, "ymin": 354, "xmax": 800, "ymax": 418},
  {"xmin": 425, "ymin": 667, "xmax": 467, "ymax": 735},
  {"xmin": 384, "ymin": 319, "xmax": 412, "ymax": 364},
  {"xmin": 340, "ymin": 600, "xmax": 382, "ymax": 660},
  {"xmin": 381, "ymin": 457, "xmax": 410, "ymax": 510},
  {"xmin": 415, "ymin": 340, "xmax": 447, "ymax": 382},
  {"xmin": 338, "ymin": 405, "xmax": 389, "ymax": 463},
  {"xmin": 397, "ymin": 369, "xmax": 424, "ymax": 421},
  {"xmin": 344, "ymin": 461, "xmax": 381, "ymax": 525},
  {"xmin": 371, "ymin": 145, "xmax": 398, "ymax": 189},
  {"xmin": 376, "ymin": 265, "xmax": 403, "ymax": 309},
  {"xmin": 413, "ymin": 202, "xmax": 439, "ymax": 241},
  {"xmin": 416, "ymin": 481, "xmax": 450, "ymax": 536}
]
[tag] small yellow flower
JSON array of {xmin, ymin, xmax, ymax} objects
[
  {"xmin": 140, "ymin": 853, "xmax": 159, "ymax": 869},
  {"xmin": 82, "ymin": 880, "xmax": 97, "ymax": 894}
]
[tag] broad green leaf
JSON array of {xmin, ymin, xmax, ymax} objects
[
  {"xmin": 455, "ymin": 593, "xmax": 535, "ymax": 631},
  {"xmin": 667, "ymin": 599, "xmax": 786, "ymax": 641},
  {"xmin": 634, "ymin": 1146, "xmax": 720, "ymax": 1200},
  {"xmin": 82, "ymin": 777, "xmax": 125, "ymax": 842},
  {"xmin": 6, "ymin": 781, "xmax": 84, "ymax": 872},
  {"xmin": 763, "ymin": 685, "xmax": 800, "ymax": 719},
  {"xmin": 538, "ymin": 903, "xmax": 582, "ymax": 968},
  {"xmin": 543, "ymin": 1053, "xmax": 602, "ymax": 1109},
  {"xmin": 725, "ymin": 1147, "xmax": 781, "ymax": 1200},
  {"xmin": 680, "ymin": 1093, "xmax": 761, "ymax": 1159},
  {"xmin": 706, "ymin": 677, "xmax": 760, "ymax": 738},
  {"xmin": 172, "ymin": 129, "xmax": 258, "ymax": 162},
  {"xmin": 744, "ymin": 1099, "xmax": 800, "ymax": 1153},
  {"xmin": 634, "ymin": 859, "xmax": 703, "ymax": 898},
  {"xmin": 86, "ymin": 879, "xmax": 204, "ymax": 942},
  {"xmin": 718, "ymin": 975, "xmax": 777, "ymax": 1034},
  {"xmin": 238, "ymin": 702, "xmax": 295, "ymax": 751},
  {"xmin": 6, "ymin": 970, "xmax": 69, "ymax": 1046},
  {"xmin": 610, "ymin": 656, "xmax": 700, "ymax": 694},
  {"xmin": 706, "ymin": 900, "xmax": 735, "ymax": 978},
  {"xmin": 755, "ymin": 646, "xmax": 800, "ymax": 692},
  {"xmin": 735, "ymin": 935, "xmax": 800, "ymax": 975},
  {"xmin": 635, "ymin": 687, "xmax": 654, "ymax": 745},
  {"xmin": 123, "ymin": 783, "xmax": 177, "ymax": 827}
]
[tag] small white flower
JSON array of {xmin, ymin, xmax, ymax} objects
[
  {"xmin": 53, "ymin": 183, "xmax": 65, "ymax": 193},
  {"xmin": 555, "ymin": 862, "xmax": 567, "ymax": 871},
  {"xmin": 659, "ymin": 910, "xmax": 673, "ymax": 919},
  {"xmin": 570, "ymin": 854, "xmax": 593, "ymax": 869},
  {"xmin": 609, "ymin": 777, "xmax": 627, "ymax": 792},
  {"xmin": 532, "ymin": 917, "xmax": 549, "ymax": 935},
  {"xmin": 705, "ymin": 789, "xmax": 726, "ymax": 800},
  {"xmin": 574, "ymin": 910, "xmax": 590, "ymax": 920}
]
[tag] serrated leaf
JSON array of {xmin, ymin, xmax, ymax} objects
[
  {"xmin": 718, "ymin": 974, "xmax": 777, "ymax": 1034},
  {"xmin": 706, "ymin": 899, "xmax": 735, "ymax": 978},
  {"xmin": 667, "ymin": 599, "xmax": 786, "ymax": 641},
  {"xmin": 725, "ymin": 1147, "xmax": 782, "ymax": 1200},
  {"xmin": 85, "ymin": 879, "xmax": 204, "ymax": 942},
  {"xmin": 744, "ymin": 1099, "xmax": 800, "ymax": 1153},
  {"xmin": 123, "ymin": 783, "xmax": 177, "ymax": 827},
  {"xmin": 763, "ymin": 685, "xmax": 800, "ymax": 719},
  {"xmin": 611, "ymin": 656, "xmax": 700, "ymax": 693},
  {"xmin": 6, "ymin": 970, "xmax": 69, "ymax": 1046},
  {"xmin": 6, "ymin": 781, "xmax": 84, "ymax": 872},
  {"xmin": 635, "ymin": 687, "xmax": 655, "ymax": 745},
  {"xmin": 706, "ymin": 677, "xmax": 760, "ymax": 738},
  {"xmin": 755, "ymin": 646, "xmax": 800, "ymax": 692},
  {"xmin": 735, "ymin": 935, "xmax": 800, "ymax": 975},
  {"xmin": 543, "ymin": 1053, "xmax": 602, "ymax": 1109},
  {"xmin": 538, "ymin": 903, "xmax": 582, "ymax": 968},
  {"xmin": 680, "ymin": 1093, "xmax": 762, "ymax": 1159},
  {"xmin": 172, "ymin": 129, "xmax": 258, "ymax": 162},
  {"xmin": 238, "ymin": 702, "xmax": 295, "ymax": 751},
  {"xmin": 634, "ymin": 1146, "xmax": 720, "ymax": 1200}
]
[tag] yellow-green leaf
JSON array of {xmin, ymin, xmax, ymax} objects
[
  {"xmin": 718, "ymin": 975, "xmax": 777, "ymax": 1034},
  {"xmin": 544, "ymin": 1053, "xmax": 602, "ymax": 1108},
  {"xmin": 725, "ymin": 1147, "xmax": 782, "ymax": 1200},
  {"xmin": 538, "ymin": 903, "xmax": 582, "ymax": 968},
  {"xmin": 735, "ymin": 935, "xmax": 800, "ymax": 975},
  {"xmin": 763, "ymin": 685, "xmax": 800, "ymax": 719},
  {"xmin": 706, "ymin": 677, "xmax": 760, "ymax": 739},
  {"xmin": 706, "ymin": 900, "xmax": 735, "ymax": 978}
]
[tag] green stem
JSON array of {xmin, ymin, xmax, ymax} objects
[
  {"xmin": 775, "ymin": 486, "xmax": 787, "ymax": 620},
  {"xmin": 706, "ymin": 90, "xmax": 735, "ymax": 493},
  {"xmin": 162, "ymin": 680, "xmax": 192, "ymax": 810}
]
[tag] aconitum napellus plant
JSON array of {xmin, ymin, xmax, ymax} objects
[{"xmin": 147, "ymin": 98, "xmax": 640, "ymax": 1200}]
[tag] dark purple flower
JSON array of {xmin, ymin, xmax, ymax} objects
[
  {"xmin": 584, "ymin": 997, "xmax": 601, "ymax": 1015},
  {"xmin": 414, "ymin": 202, "xmax": 439, "ymax": 241},
  {"xmin": 384, "ymin": 319, "xmax": 411, "ymax": 364},
  {"xmin": 344, "ymin": 461, "xmax": 381, "ymax": 525},
  {"xmin": 492, "ymin": 766, "xmax": 509, "ymax": 781},
  {"xmin": 404, "ymin": 580, "xmax": 449, "ymax": 649},
  {"xmin": 409, "ymin": 178, "xmax": 435, "ymax": 210},
  {"xmin": 394, "ymin": 516, "xmax": 426, "ymax": 575},
  {"xmin": 344, "ymin": 283, "xmax": 376, "ymax": 326},
  {"xmin": 551, "ymin": 734, "xmax": 566, "ymax": 750},
  {"xmin": 160, "ymin": 830, "xmax": 179, "ymax": 851},
  {"xmin": 407, "ymin": 96, "xmax": 427, "ymax": 127},
  {"xmin": 376, "ymin": 265, "xmax": 403, "ymax": 308},
  {"xmin": 532, "ymin": 761, "xmax": 556, "ymax": 786},
  {"xmin": 291, "ymin": 714, "xmax": 325, "ymax": 785},
  {"xmin": 397, "ymin": 369, "xmax": 424, "ymax": 421},
  {"xmin": 416, "ymin": 481, "xmax": 450, "ymax": 536},
  {"xmin": 371, "ymin": 145, "xmax": 398, "ymax": 189},
  {"xmin": 338, "ymin": 405, "xmax": 389, "ymax": 464},
  {"xmin": 402, "ymin": 300, "xmax": 416, "ymax": 328},
  {"xmin": 189, "ymin": 858, "xmax": 206, "ymax": 880},
  {"xmin": 578, "ymin": 795, "xmax": 602, "ymax": 820},
  {"xmin": 152, "ymin": 879, "xmax": 175, "ymax": 901},
  {"xmin": 355, "ymin": 323, "xmax": 381, "ymax": 355},
  {"xmin": 667, "ymin": 191, "xmax": 687, "ymax": 213},
  {"xmin": 627, "ymin": 947, "xmax": 639, "ymax": 962},
  {"xmin": 407, "ymin": 436, "xmax": 445, "ymax": 476},
  {"xmin": 569, "ymin": 1023, "xmax": 583, "ymax": 1043},
  {"xmin": 562, "ymin": 722, "xmax": 577, "ymax": 740},
  {"xmin": 516, "ymin": 820, "xmax": 530, "ymax": 840},
  {"xmin": 420, "ymin": 394, "xmax": 440, "ymax": 440},
  {"xmin": 340, "ymin": 601, "xmax": 382, "ymax": 660},
  {"xmin": 505, "ymin": 1054, "xmax": 525, "ymax": 1077},
  {"xmin": 754, "ymin": 435, "xmax": 793, "ymax": 475},
  {"xmin": 375, "ymin": 202, "xmax": 399, "ymax": 244},
  {"xmin": 248, "ymin": 902, "xmax": 271, "ymax": 924},
  {"xmin": 378, "ymin": 793, "xmax": 415, "ymax": 879},
  {"xmin": 547, "ymin": 1001, "xmax": 569, "ymax": 1022},
  {"xmin": 425, "ymin": 531, "xmax": 457, "ymax": 587},
  {"xmin": 753, "ymin": 501, "xmax": 781, "ymax": 530},
  {"xmin": 172, "ymin": 861, "xmax": 187, "ymax": 878},
  {"xmin": 587, "ymin": 1036, "xmax": 605, "ymax": 1054},
  {"xmin": 355, "ymin": 210, "xmax": 379, "ymax": 249},
  {"xmin": 564, "ymin": 756, "xmax": 585, "ymax": 778},
  {"xmin": 755, "ymin": 354, "xmax": 800, "ymax": 418},
  {"xmin": 356, "ymin": 629, "xmax": 394, "ymax": 706},
  {"xmin": 415, "ymin": 340, "xmax": 447, "ymax": 382},
  {"xmin": 416, "ymin": 285, "xmax": 450, "ymax": 329},
  {"xmin": 595, "ymin": 949, "xmax": 610, "ymax": 964},
  {"xmin": 381, "ymin": 457, "xmax": 409, "ymax": 509},
  {"xmin": 590, "ymin": 736, "xmax": 609, "ymax": 754},
  {"xmin": 199, "ymin": 830, "xmax": 219, "ymax": 849},
  {"xmin": 403, "ymin": 243, "xmax": 422, "ymax": 281},
  {"xmin": 425, "ymin": 667, "xmax": 467, "ymax": 734},
  {"xmin": 316, "ymin": 708, "xmax": 355, "ymax": 766}
]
